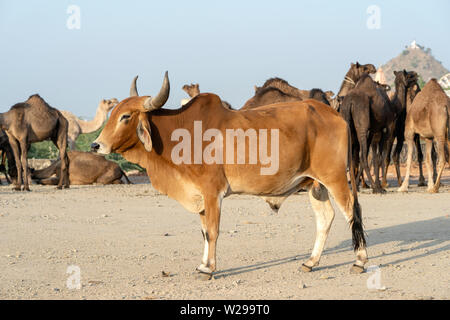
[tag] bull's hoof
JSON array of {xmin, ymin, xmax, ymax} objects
[
  {"xmin": 300, "ymin": 263, "xmax": 313, "ymax": 273},
  {"xmin": 63, "ymin": 185, "xmax": 70, "ymax": 189},
  {"xmin": 13, "ymin": 187, "xmax": 21, "ymax": 191},
  {"xmin": 56, "ymin": 186, "xmax": 63, "ymax": 190},
  {"xmin": 417, "ymin": 180, "xmax": 426, "ymax": 187},
  {"xmin": 194, "ymin": 271, "xmax": 213, "ymax": 281},
  {"xmin": 350, "ymin": 264, "xmax": 365, "ymax": 274}
]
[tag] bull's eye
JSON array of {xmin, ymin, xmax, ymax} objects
[{"xmin": 120, "ymin": 114, "xmax": 131, "ymax": 122}]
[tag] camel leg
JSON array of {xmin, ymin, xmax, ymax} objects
[
  {"xmin": 371, "ymin": 139, "xmax": 385, "ymax": 194},
  {"xmin": 196, "ymin": 194, "xmax": 222, "ymax": 276},
  {"xmin": 19, "ymin": 140, "xmax": 30, "ymax": 191},
  {"xmin": 415, "ymin": 135, "xmax": 426, "ymax": 186},
  {"xmin": 2, "ymin": 151, "xmax": 12, "ymax": 184},
  {"xmin": 38, "ymin": 177, "xmax": 59, "ymax": 185},
  {"xmin": 392, "ymin": 133, "xmax": 405, "ymax": 187},
  {"xmin": 357, "ymin": 132, "xmax": 375, "ymax": 190},
  {"xmin": 7, "ymin": 137, "xmax": 22, "ymax": 191},
  {"xmin": 431, "ymin": 144, "xmax": 437, "ymax": 183},
  {"xmin": 381, "ymin": 131, "xmax": 396, "ymax": 188},
  {"xmin": 54, "ymin": 122, "xmax": 70, "ymax": 189},
  {"xmin": 424, "ymin": 139, "xmax": 435, "ymax": 192},
  {"xmin": 429, "ymin": 138, "xmax": 446, "ymax": 193},
  {"xmin": 301, "ymin": 183, "xmax": 335, "ymax": 272},
  {"xmin": 398, "ymin": 131, "xmax": 415, "ymax": 192}
]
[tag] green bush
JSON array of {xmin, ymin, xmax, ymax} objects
[{"xmin": 27, "ymin": 126, "xmax": 144, "ymax": 172}]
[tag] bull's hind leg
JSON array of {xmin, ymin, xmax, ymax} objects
[
  {"xmin": 301, "ymin": 183, "xmax": 335, "ymax": 272},
  {"xmin": 325, "ymin": 177, "xmax": 368, "ymax": 273}
]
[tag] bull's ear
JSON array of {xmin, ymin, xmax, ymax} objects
[{"xmin": 137, "ymin": 116, "xmax": 152, "ymax": 152}]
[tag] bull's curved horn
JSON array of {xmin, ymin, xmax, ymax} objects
[
  {"xmin": 143, "ymin": 71, "xmax": 170, "ymax": 111},
  {"xmin": 130, "ymin": 75, "xmax": 139, "ymax": 97}
]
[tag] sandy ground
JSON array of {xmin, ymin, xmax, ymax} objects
[{"xmin": 0, "ymin": 167, "xmax": 449, "ymax": 300}]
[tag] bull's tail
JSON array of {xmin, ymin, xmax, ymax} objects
[
  {"xmin": 120, "ymin": 169, "xmax": 133, "ymax": 184},
  {"xmin": 347, "ymin": 123, "xmax": 366, "ymax": 251}
]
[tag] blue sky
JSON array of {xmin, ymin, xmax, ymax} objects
[{"xmin": 0, "ymin": 0, "xmax": 449, "ymax": 117}]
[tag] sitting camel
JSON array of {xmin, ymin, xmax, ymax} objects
[
  {"xmin": 60, "ymin": 98, "xmax": 118, "ymax": 150},
  {"xmin": 398, "ymin": 79, "xmax": 450, "ymax": 193},
  {"xmin": 0, "ymin": 94, "xmax": 69, "ymax": 191},
  {"xmin": 32, "ymin": 151, "xmax": 131, "ymax": 185}
]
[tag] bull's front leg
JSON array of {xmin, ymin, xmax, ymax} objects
[{"xmin": 196, "ymin": 194, "xmax": 222, "ymax": 278}]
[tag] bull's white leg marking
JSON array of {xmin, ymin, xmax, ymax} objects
[
  {"xmin": 303, "ymin": 185, "xmax": 335, "ymax": 269},
  {"xmin": 197, "ymin": 192, "xmax": 224, "ymax": 275},
  {"xmin": 315, "ymin": 177, "xmax": 368, "ymax": 269}
]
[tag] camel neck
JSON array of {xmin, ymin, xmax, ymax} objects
[
  {"xmin": 78, "ymin": 104, "xmax": 108, "ymax": 134},
  {"xmin": 394, "ymin": 84, "xmax": 407, "ymax": 109}
]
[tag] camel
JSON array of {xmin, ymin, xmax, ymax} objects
[
  {"xmin": 381, "ymin": 70, "xmax": 419, "ymax": 187},
  {"xmin": 31, "ymin": 151, "xmax": 131, "ymax": 185},
  {"xmin": 398, "ymin": 79, "xmax": 450, "ymax": 193},
  {"xmin": 180, "ymin": 83, "xmax": 200, "ymax": 106},
  {"xmin": 0, "ymin": 94, "xmax": 69, "ymax": 191},
  {"xmin": 340, "ymin": 74, "xmax": 396, "ymax": 193},
  {"xmin": 334, "ymin": 62, "xmax": 377, "ymax": 109},
  {"xmin": 60, "ymin": 98, "xmax": 118, "ymax": 150},
  {"xmin": 242, "ymin": 77, "xmax": 334, "ymax": 109},
  {"xmin": 178, "ymin": 82, "xmax": 233, "ymax": 109}
]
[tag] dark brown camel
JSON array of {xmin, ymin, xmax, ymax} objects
[
  {"xmin": 243, "ymin": 77, "xmax": 334, "ymax": 109},
  {"xmin": 0, "ymin": 130, "xmax": 16, "ymax": 184},
  {"xmin": 398, "ymin": 79, "xmax": 450, "ymax": 193},
  {"xmin": 32, "ymin": 151, "xmax": 131, "ymax": 185},
  {"xmin": 241, "ymin": 85, "xmax": 302, "ymax": 109},
  {"xmin": 0, "ymin": 94, "xmax": 69, "ymax": 191},
  {"xmin": 381, "ymin": 70, "xmax": 419, "ymax": 187},
  {"xmin": 340, "ymin": 73, "xmax": 396, "ymax": 193}
]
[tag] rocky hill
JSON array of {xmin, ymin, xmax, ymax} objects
[{"xmin": 380, "ymin": 41, "xmax": 449, "ymax": 86}]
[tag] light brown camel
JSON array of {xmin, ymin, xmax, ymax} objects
[
  {"xmin": 31, "ymin": 151, "xmax": 131, "ymax": 185},
  {"xmin": 0, "ymin": 94, "xmax": 70, "ymax": 191},
  {"xmin": 398, "ymin": 79, "xmax": 450, "ymax": 193},
  {"xmin": 180, "ymin": 83, "xmax": 233, "ymax": 109},
  {"xmin": 60, "ymin": 98, "xmax": 118, "ymax": 150},
  {"xmin": 181, "ymin": 83, "xmax": 200, "ymax": 106}
]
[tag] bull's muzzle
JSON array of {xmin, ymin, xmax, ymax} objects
[{"xmin": 91, "ymin": 142, "xmax": 100, "ymax": 152}]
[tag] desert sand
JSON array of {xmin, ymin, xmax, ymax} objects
[{"xmin": 0, "ymin": 168, "xmax": 449, "ymax": 300}]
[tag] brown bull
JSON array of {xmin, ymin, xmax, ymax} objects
[{"xmin": 92, "ymin": 72, "xmax": 368, "ymax": 277}]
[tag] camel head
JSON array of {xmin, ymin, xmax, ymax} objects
[
  {"xmin": 182, "ymin": 83, "xmax": 200, "ymax": 98},
  {"xmin": 100, "ymin": 98, "xmax": 119, "ymax": 112},
  {"xmin": 349, "ymin": 62, "xmax": 377, "ymax": 80}
]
